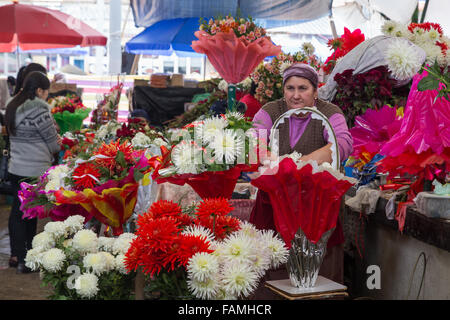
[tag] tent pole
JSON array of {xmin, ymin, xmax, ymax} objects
[
  {"xmin": 16, "ymin": 44, "xmax": 20, "ymax": 71},
  {"xmin": 203, "ymin": 56, "xmax": 206, "ymax": 80},
  {"xmin": 329, "ymin": 14, "xmax": 338, "ymax": 39},
  {"xmin": 131, "ymin": 54, "xmax": 140, "ymax": 75}
]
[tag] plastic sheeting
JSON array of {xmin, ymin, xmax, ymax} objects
[
  {"xmin": 130, "ymin": 0, "xmax": 332, "ymax": 29},
  {"xmin": 132, "ymin": 85, "xmax": 205, "ymax": 127}
]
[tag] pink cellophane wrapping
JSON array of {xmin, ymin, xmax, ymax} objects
[
  {"xmin": 380, "ymin": 70, "xmax": 450, "ymax": 157},
  {"xmin": 350, "ymin": 105, "xmax": 402, "ymax": 158},
  {"xmin": 192, "ymin": 30, "xmax": 281, "ymax": 84},
  {"xmin": 250, "ymin": 158, "xmax": 355, "ymax": 248}
]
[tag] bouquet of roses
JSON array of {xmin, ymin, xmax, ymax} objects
[
  {"xmin": 124, "ymin": 198, "xmax": 289, "ymax": 300},
  {"xmin": 250, "ymin": 47, "xmax": 323, "ymax": 105},
  {"xmin": 49, "ymin": 93, "xmax": 91, "ymax": 134},
  {"xmin": 25, "ymin": 215, "xmax": 136, "ymax": 300},
  {"xmin": 152, "ymin": 110, "xmax": 264, "ymax": 199}
]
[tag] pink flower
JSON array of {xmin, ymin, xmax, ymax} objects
[
  {"xmin": 247, "ymin": 31, "xmax": 255, "ymax": 41},
  {"xmin": 238, "ymin": 24, "xmax": 246, "ymax": 34},
  {"xmin": 265, "ymin": 89, "xmax": 273, "ymax": 98},
  {"xmin": 211, "ymin": 24, "xmax": 218, "ymax": 34}
]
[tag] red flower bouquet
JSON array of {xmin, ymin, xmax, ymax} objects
[{"xmin": 49, "ymin": 93, "xmax": 91, "ymax": 134}]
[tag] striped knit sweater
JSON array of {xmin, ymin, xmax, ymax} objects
[{"xmin": 8, "ymin": 98, "xmax": 60, "ymax": 177}]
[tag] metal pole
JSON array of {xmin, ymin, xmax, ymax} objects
[
  {"xmin": 109, "ymin": 0, "xmax": 122, "ymax": 75},
  {"xmin": 420, "ymin": 0, "xmax": 430, "ymax": 23},
  {"xmin": 329, "ymin": 14, "xmax": 338, "ymax": 39}
]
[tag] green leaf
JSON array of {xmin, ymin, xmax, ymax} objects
[
  {"xmin": 417, "ymin": 75, "xmax": 440, "ymax": 92},
  {"xmin": 115, "ymin": 150, "xmax": 126, "ymax": 167}
]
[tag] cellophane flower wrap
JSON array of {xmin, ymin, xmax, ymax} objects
[
  {"xmin": 91, "ymin": 83, "xmax": 123, "ymax": 127},
  {"xmin": 346, "ymin": 104, "xmax": 404, "ymax": 171},
  {"xmin": 25, "ymin": 215, "xmax": 136, "ymax": 300},
  {"xmin": 377, "ymin": 70, "xmax": 450, "ymax": 181},
  {"xmin": 54, "ymin": 139, "xmax": 152, "ymax": 235},
  {"xmin": 49, "ymin": 93, "xmax": 91, "ymax": 134},
  {"xmin": 192, "ymin": 16, "xmax": 281, "ymax": 84},
  {"xmin": 251, "ymin": 156, "xmax": 356, "ymax": 248},
  {"xmin": 250, "ymin": 48, "xmax": 323, "ymax": 105},
  {"xmin": 152, "ymin": 111, "xmax": 264, "ymax": 199},
  {"xmin": 124, "ymin": 198, "xmax": 289, "ymax": 300}
]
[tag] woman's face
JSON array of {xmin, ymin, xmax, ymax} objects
[
  {"xmin": 36, "ymin": 88, "xmax": 49, "ymax": 101},
  {"xmin": 283, "ymin": 76, "xmax": 317, "ymax": 109}
]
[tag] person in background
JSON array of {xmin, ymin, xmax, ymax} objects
[
  {"xmin": 12, "ymin": 63, "xmax": 47, "ymax": 97},
  {"xmin": 6, "ymin": 76, "xmax": 16, "ymax": 97},
  {"xmin": 129, "ymin": 108, "xmax": 151, "ymax": 124},
  {"xmin": 5, "ymin": 71, "xmax": 61, "ymax": 273},
  {"xmin": 240, "ymin": 81, "xmax": 262, "ymax": 120},
  {"xmin": 249, "ymin": 63, "xmax": 353, "ymax": 298}
]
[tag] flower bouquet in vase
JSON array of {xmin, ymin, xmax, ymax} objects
[
  {"xmin": 92, "ymin": 83, "xmax": 123, "ymax": 127},
  {"xmin": 192, "ymin": 16, "xmax": 281, "ymax": 109},
  {"xmin": 124, "ymin": 198, "xmax": 289, "ymax": 299},
  {"xmin": 151, "ymin": 111, "xmax": 265, "ymax": 199},
  {"xmin": 251, "ymin": 107, "xmax": 357, "ymax": 288},
  {"xmin": 49, "ymin": 93, "xmax": 91, "ymax": 134}
]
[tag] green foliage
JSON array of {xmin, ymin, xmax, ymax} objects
[{"xmin": 417, "ymin": 62, "xmax": 450, "ymax": 103}]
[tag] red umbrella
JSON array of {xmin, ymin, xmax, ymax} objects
[{"xmin": 0, "ymin": 2, "xmax": 107, "ymax": 52}]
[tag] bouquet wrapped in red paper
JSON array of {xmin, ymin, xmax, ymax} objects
[
  {"xmin": 152, "ymin": 111, "xmax": 265, "ymax": 199},
  {"xmin": 192, "ymin": 16, "xmax": 281, "ymax": 84}
]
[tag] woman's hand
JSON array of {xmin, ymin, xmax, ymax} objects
[{"xmin": 299, "ymin": 143, "xmax": 332, "ymax": 165}]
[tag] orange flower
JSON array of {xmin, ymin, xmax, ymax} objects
[{"xmin": 94, "ymin": 139, "xmax": 134, "ymax": 171}]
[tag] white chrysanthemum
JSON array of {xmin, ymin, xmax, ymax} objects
[
  {"xmin": 187, "ymin": 275, "xmax": 220, "ymax": 300},
  {"xmin": 210, "ymin": 129, "xmax": 245, "ymax": 164},
  {"xmin": 98, "ymin": 236, "xmax": 115, "ymax": 252},
  {"xmin": 25, "ymin": 247, "xmax": 44, "ymax": 271},
  {"xmin": 75, "ymin": 273, "xmax": 99, "ymax": 299},
  {"xmin": 218, "ymin": 79, "xmax": 228, "ymax": 92},
  {"xmin": 381, "ymin": 20, "xmax": 399, "ymax": 36},
  {"xmin": 187, "ymin": 252, "xmax": 220, "ymax": 282},
  {"xmin": 446, "ymin": 49, "xmax": 450, "ymax": 67},
  {"xmin": 32, "ymin": 232, "xmax": 55, "ymax": 250},
  {"xmin": 115, "ymin": 254, "xmax": 129, "ymax": 274},
  {"xmin": 171, "ymin": 141, "xmax": 202, "ymax": 174},
  {"xmin": 392, "ymin": 24, "xmax": 409, "ymax": 38},
  {"xmin": 44, "ymin": 164, "xmax": 70, "ymax": 193},
  {"xmin": 72, "ymin": 229, "xmax": 98, "ymax": 254},
  {"xmin": 386, "ymin": 39, "xmax": 424, "ymax": 80},
  {"xmin": 237, "ymin": 221, "xmax": 259, "ymax": 239},
  {"xmin": 220, "ymin": 261, "xmax": 259, "ymax": 298},
  {"xmin": 83, "ymin": 252, "xmax": 109, "ymax": 275},
  {"xmin": 131, "ymin": 132, "xmax": 153, "ymax": 148},
  {"xmin": 201, "ymin": 117, "xmax": 229, "ymax": 143},
  {"xmin": 112, "ymin": 233, "xmax": 136, "ymax": 255},
  {"xmin": 250, "ymin": 246, "xmax": 271, "ymax": 277},
  {"xmin": 100, "ymin": 252, "xmax": 116, "ymax": 271},
  {"xmin": 220, "ymin": 233, "xmax": 256, "ymax": 264},
  {"xmin": 182, "ymin": 225, "xmax": 215, "ymax": 245},
  {"xmin": 41, "ymin": 248, "xmax": 66, "ymax": 272},
  {"xmin": 63, "ymin": 215, "xmax": 85, "ymax": 234},
  {"xmin": 44, "ymin": 221, "xmax": 67, "ymax": 239},
  {"xmin": 279, "ymin": 61, "xmax": 292, "ymax": 74},
  {"xmin": 152, "ymin": 137, "xmax": 168, "ymax": 148},
  {"xmin": 302, "ymin": 42, "xmax": 315, "ymax": 55},
  {"xmin": 96, "ymin": 121, "xmax": 121, "ymax": 140},
  {"xmin": 225, "ymin": 111, "xmax": 245, "ymax": 121},
  {"xmin": 260, "ymin": 229, "xmax": 289, "ymax": 269},
  {"xmin": 214, "ymin": 288, "xmax": 238, "ymax": 300},
  {"xmin": 239, "ymin": 77, "xmax": 252, "ymax": 90},
  {"xmin": 420, "ymin": 42, "xmax": 444, "ymax": 65},
  {"xmin": 425, "ymin": 29, "xmax": 441, "ymax": 42}
]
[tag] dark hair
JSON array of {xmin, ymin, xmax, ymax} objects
[
  {"xmin": 7, "ymin": 76, "xmax": 15, "ymax": 86},
  {"xmin": 13, "ymin": 63, "xmax": 47, "ymax": 96},
  {"xmin": 5, "ymin": 71, "xmax": 50, "ymax": 135}
]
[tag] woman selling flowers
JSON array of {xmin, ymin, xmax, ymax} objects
[{"xmin": 249, "ymin": 63, "xmax": 353, "ymax": 297}]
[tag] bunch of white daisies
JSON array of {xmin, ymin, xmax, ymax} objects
[
  {"xmin": 185, "ymin": 221, "xmax": 289, "ymax": 300},
  {"xmin": 25, "ymin": 215, "xmax": 136, "ymax": 299}
]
